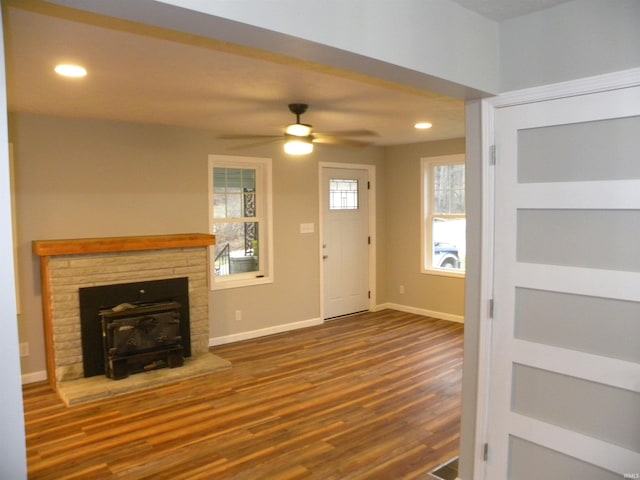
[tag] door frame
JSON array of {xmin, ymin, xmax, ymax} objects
[
  {"xmin": 474, "ymin": 66, "xmax": 640, "ymax": 479},
  {"xmin": 318, "ymin": 162, "xmax": 376, "ymax": 321}
]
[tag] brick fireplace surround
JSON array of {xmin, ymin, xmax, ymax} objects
[{"xmin": 33, "ymin": 234, "xmax": 218, "ymax": 395}]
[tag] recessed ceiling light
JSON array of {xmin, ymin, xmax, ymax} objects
[
  {"xmin": 54, "ymin": 64, "xmax": 87, "ymax": 78},
  {"xmin": 414, "ymin": 122, "xmax": 433, "ymax": 130}
]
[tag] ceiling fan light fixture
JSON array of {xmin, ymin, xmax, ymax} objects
[
  {"xmin": 285, "ymin": 123, "xmax": 312, "ymax": 137},
  {"xmin": 284, "ymin": 136, "xmax": 313, "ymax": 155}
]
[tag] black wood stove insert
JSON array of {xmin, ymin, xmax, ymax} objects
[
  {"xmin": 79, "ymin": 277, "xmax": 190, "ymax": 379},
  {"xmin": 100, "ymin": 301, "xmax": 184, "ymax": 379}
]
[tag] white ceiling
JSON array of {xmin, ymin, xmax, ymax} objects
[
  {"xmin": 451, "ymin": 0, "xmax": 573, "ymax": 21},
  {"xmin": 3, "ymin": 1, "xmax": 569, "ymax": 149}
]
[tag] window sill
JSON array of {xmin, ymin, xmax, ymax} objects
[
  {"xmin": 421, "ymin": 268, "xmax": 465, "ymax": 279},
  {"xmin": 211, "ymin": 275, "xmax": 273, "ymax": 291}
]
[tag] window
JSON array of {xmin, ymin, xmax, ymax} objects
[
  {"xmin": 421, "ymin": 154, "xmax": 466, "ymax": 275},
  {"xmin": 329, "ymin": 178, "xmax": 359, "ymax": 210},
  {"xmin": 208, "ymin": 155, "xmax": 273, "ymax": 289}
]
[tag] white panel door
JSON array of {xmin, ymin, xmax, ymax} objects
[
  {"xmin": 486, "ymin": 84, "xmax": 640, "ymax": 478},
  {"xmin": 322, "ymin": 167, "xmax": 369, "ymax": 319}
]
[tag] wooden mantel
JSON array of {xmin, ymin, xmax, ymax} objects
[{"xmin": 33, "ymin": 233, "xmax": 215, "ymax": 257}]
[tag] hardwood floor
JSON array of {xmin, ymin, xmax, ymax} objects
[{"xmin": 23, "ymin": 309, "xmax": 464, "ymax": 479}]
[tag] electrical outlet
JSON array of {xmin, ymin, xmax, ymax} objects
[
  {"xmin": 399, "ymin": 285, "xmax": 405, "ymax": 294},
  {"xmin": 235, "ymin": 310, "xmax": 242, "ymax": 321},
  {"xmin": 19, "ymin": 342, "xmax": 29, "ymax": 357}
]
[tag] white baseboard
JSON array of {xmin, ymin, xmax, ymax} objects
[
  {"xmin": 376, "ymin": 302, "xmax": 464, "ymax": 323},
  {"xmin": 22, "ymin": 370, "xmax": 47, "ymax": 385},
  {"xmin": 209, "ymin": 317, "xmax": 323, "ymax": 346}
]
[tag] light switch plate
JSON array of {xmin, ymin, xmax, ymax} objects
[{"xmin": 300, "ymin": 223, "xmax": 315, "ymax": 234}]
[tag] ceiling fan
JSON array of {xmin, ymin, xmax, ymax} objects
[{"xmin": 220, "ymin": 103, "xmax": 378, "ymax": 155}]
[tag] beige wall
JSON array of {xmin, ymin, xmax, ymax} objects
[
  {"xmin": 383, "ymin": 139, "xmax": 466, "ymax": 318},
  {"xmin": 11, "ymin": 112, "xmax": 462, "ymax": 378},
  {"xmin": 9, "ymin": 113, "xmax": 384, "ymax": 376}
]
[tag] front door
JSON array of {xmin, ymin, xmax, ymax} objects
[
  {"xmin": 321, "ymin": 167, "xmax": 370, "ymax": 319},
  {"xmin": 485, "ymin": 83, "xmax": 640, "ymax": 478}
]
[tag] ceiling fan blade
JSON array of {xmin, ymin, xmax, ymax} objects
[
  {"xmin": 312, "ymin": 136, "xmax": 371, "ymax": 148},
  {"xmin": 313, "ymin": 129, "xmax": 378, "ymax": 138},
  {"xmin": 219, "ymin": 134, "xmax": 281, "ymax": 140},
  {"xmin": 223, "ymin": 138, "xmax": 283, "ymax": 151}
]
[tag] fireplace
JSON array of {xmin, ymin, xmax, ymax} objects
[
  {"xmin": 33, "ymin": 234, "xmax": 216, "ymax": 389},
  {"xmin": 79, "ymin": 277, "xmax": 190, "ymax": 379}
]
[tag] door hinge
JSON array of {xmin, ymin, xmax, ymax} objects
[
  {"xmin": 368, "ymin": 236, "xmax": 371, "ymax": 245},
  {"xmin": 489, "ymin": 144, "xmax": 496, "ymax": 166},
  {"xmin": 489, "ymin": 298, "xmax": 495, "ymax": 318},
  {"xmin": 368, "ymin": 291, "xmax": 371, "ymax": 299},
  {"xmin": 367, "ymin": 181, "xmax": 370, "ymax": 190},
  {"xmin": 483, "ymin": 443, "xmax": 489, "ymax": 461}
]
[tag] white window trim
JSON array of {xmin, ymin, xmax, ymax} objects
[
  {"xmin": 208, "ymin": 154, "xmax": 274, "ymax": 290},
  {"xmin": 420, "ymin": 153, "xmax": 466, "ymax": 278}
]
